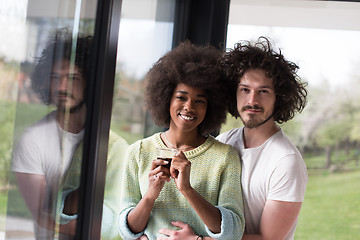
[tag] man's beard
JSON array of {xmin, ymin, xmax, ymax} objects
[
  {"xmin": 58, "ymin": 100, "xmax": 85, "ymax": 114},
  {"xmin": 239, "ymin": 105, "xmax": 273, "ymax": 129}
]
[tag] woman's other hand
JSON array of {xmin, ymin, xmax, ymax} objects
[{"xmin": 170, "ymin": 151, "xmax": 192, "ymax": 192}]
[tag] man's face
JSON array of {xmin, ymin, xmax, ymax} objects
[
  {"xmin": 236, "ymin": 69, "xmax": 276, "ymax": 129},
  {"xmin": 50, "ymin": 60, "xmax": 86, "ymax": 113}
]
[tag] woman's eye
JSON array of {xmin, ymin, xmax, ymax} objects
[{"xmin": 176, "ymin": 96, "xmax": 186, "ymax": 100}]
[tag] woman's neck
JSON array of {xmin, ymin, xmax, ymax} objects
[{"xmin": 162, "ymin": 129, "xmax": 204, "ymax": 151}]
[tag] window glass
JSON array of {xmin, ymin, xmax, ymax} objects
[
  {"xmin": 110, "ymin": 0, "xmax": 175, "ymax": 144},
  {"xmin": 1, "ymin": 0, "xmax": 96, "ymax": 239},
  {"xmin": 226, "ymin": 1, "xmax": 360, "ymax": 239},
  {"xmin": 101, "ymin": 0, "xmax": 175, "ymax": 238}
]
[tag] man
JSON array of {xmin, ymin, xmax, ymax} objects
[
  {"xmin": 11, "ymin": 31, "xmax": 91, "ymax": 238},
  {"xmin": 157, "ymin": 37, "xmax": 308, "ymax": 240},
  {"xmin": 216, "ymin": 37, "xmax": 308, "ymax": 240}
]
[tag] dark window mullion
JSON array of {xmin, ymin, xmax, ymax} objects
[
  {"xmin": 76, "ymin": 0, "xmax": 122, "ymax": 239},
  {"xmin": 172, "ymin": 0, "xmax": 230, "ymax": 49}
]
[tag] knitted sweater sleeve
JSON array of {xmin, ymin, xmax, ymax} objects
[
  {"xmin": 205, "ymin": 144, "xmax": 245, "ymax": 240},
  {"xmin": 118, "ymin": 140, "xmax": 144, "ymax": 239}
]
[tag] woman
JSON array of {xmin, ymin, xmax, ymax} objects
[{"xmin": 118, "ymin": 41, "xmax": 245, "ymax": 240}]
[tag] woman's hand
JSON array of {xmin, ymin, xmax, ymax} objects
[
  {"xmin": 146, "ymin": 158, "xmax": 172, "ymax": 200},
  {"xmin": 157, "ymin": 221, "xmax": 198, "ymax": 240},
  {"xmin": 170, "ymin": 151, "xmax": 192, "ymax": 193}
]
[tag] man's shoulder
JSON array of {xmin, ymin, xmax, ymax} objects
[
  {"xmin": 270, "ymin": 129, "xmax": 300, "ymax": 153},
  {"xmin": 264, "ymin": 129, "xmax": 304, "ymax": 165},
  {"xmin": 217, "ymin": 127, "xmax": 242, "ymax": 141},
  {"xmin": 16, "ymin": 112, "xmax": 57, "ymax": 142},
  {"xmin": 23, "ymin": 111, "xmax": 56, "ymax": 131}
]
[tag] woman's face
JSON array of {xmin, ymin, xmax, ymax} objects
[{"xmin": 169, "ymin": 83, "xmax": 208, "ymax": 134}]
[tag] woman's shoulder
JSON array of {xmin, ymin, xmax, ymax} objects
[{"xmin": 207, "ymin": 136, "xmax": 240, "ymax": 160}]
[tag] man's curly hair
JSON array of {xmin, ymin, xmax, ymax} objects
[
  {"xmin": 31, "ymin": 29, "xmax": 93, "ymax": 105},
  {"xmin": 220, "ymin": 36, "xmax": 307, "ymax": 124},
  {"xmin": 145, "ymin": 40, "xmax": 227, "ymax": 135}
]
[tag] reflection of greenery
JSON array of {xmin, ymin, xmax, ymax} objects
[
  {"xmin": 110, "ymin": 120, "xmax": 143, "ymax": 145},
  {"xmin": 0, "ymin": 101, "xmax": 16, "ymax": 185},
  {"xmin": 2, "ymin": 177, "xmax": 32, "ymax": 219}
]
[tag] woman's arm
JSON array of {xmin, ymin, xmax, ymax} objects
[
  {"xmin": 165, "ymin": 146, "xmax": 245, "ymax": 239},
  {"xmin": 170, "ymin": 151, "xmax": 222, "ymax": 233},
  {"xmin": 127, "ymin": 158, "xmax": 171, "ymax": 233}
]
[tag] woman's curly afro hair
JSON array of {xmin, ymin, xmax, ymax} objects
[
  {"xmin": 220, "ymin": 36, "xmax": 308, "ymax": 124},
  {"xmin": 145, "ymin": 40, "xmax": 228, "ymax": 135}
]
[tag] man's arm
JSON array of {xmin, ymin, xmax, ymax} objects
[
  {"xmin": 16, "ymin": 172, "xmax": 54, "ymax": 228},
  {"xmin": 243, "ymin": 200, "xmax": 302, "ymax": 240}
]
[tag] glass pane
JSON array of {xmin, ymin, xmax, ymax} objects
[
  {"xmin": 226, "ymin": 1, "xmax": 360, "ymax": 239},
  {"xmin": 110, "ymin": 0, "xmax": 175, "ymax": 144},
  {"xmin": 102, "ymin": 0, "xmax": 175, "ymax": 238},
  {"xmin": 2, "ymin": 0, "xmax": 97, "ymax": 239}
]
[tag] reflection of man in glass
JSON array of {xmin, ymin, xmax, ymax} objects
[{"xmin": 11, "ymin": 31, "xmax": 92, "ymax": 239}]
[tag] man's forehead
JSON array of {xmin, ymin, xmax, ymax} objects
[
  {"xmin": 239, "ymin": 69, "xmax": 274, "ymax": 88},
  {"xmin": 51, "ymin": 60, "xmax": 81, "ymax": 73}
]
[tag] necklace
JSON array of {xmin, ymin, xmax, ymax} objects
[{"xmin": 163, "ymin": 131, "xmax": 202, "ymax": 151}]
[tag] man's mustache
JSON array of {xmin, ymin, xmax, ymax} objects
[
  {"xmin": 241, "ymin": 105, "xmax": 264, "ymax": 111},
  {"xmin": 56, "ymin": 91, "xmax": 73, "ymax": 99}
]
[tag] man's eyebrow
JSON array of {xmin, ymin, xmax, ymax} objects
[
  {"xmin": 50, "ymin": 72, "xmax": 82, "ymax": 76},
  {"xmin": 239, "ymin": 83, "xmax": 273, "ymax": 89}
]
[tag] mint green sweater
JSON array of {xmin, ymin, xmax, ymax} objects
[{"xmin": 118, "ymin": 133, "xmax": 245, "ymax": 240}]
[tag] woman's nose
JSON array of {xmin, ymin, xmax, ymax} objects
[{"xmin": 183, "ymin": 100, "xmax": 194, "ymax": 111}]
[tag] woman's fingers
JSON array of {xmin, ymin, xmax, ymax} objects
[{"xmin": 150, "ymin": 159, "xmax": 171, "ymax": 181}]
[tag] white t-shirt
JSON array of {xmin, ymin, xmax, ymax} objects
[
  {"xmin": 11, "ymin": 111, "xmax": 84, "ymax": 239},
  {"xmin": 217, "ymin": 127, "xmax": 308, "ymax": 239}
]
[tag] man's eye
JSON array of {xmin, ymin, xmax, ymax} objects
[
  {"xmin": 51, "ymin": 75, "xmax": 60, "ymax": 81},
  {"xmin": 259, "ymin": 90, "xmax": 269, "ymax": 94},
  {"xmin": 71, "ymin": 76, "xmax": 81, "ymax": 81},
  {"xmin": 240, "ymin": 88, "xmax": 249, "ymax": 93}
]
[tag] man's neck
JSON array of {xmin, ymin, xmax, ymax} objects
[
  {"xmin": 56, "ymin": 107, "xmax": 86, "ymax": 134},
  {"xmin": 243, "ymin": 121, "xmax": 279, "ymax": 149}
]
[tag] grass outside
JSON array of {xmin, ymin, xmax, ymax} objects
[{"xmin": 295, "ymin": 169, "xmax": 360, "ymax": 239}]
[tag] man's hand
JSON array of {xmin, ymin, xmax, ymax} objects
[{"xmin": 157, "ymin": 221, "xmax": 197, "ymax": 240}]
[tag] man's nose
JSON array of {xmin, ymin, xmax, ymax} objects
[
  {"xmin": 248, "ymin": 91, "xmax": 259, "ymax": 105},
  {"xmin": 58, "ymin": 76, "xmax": 70, "ymax": 90}
]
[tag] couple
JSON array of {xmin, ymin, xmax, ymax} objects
[{"xmin": 118, "ymin": 37, "xmax": 308, "ymax": 240}]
